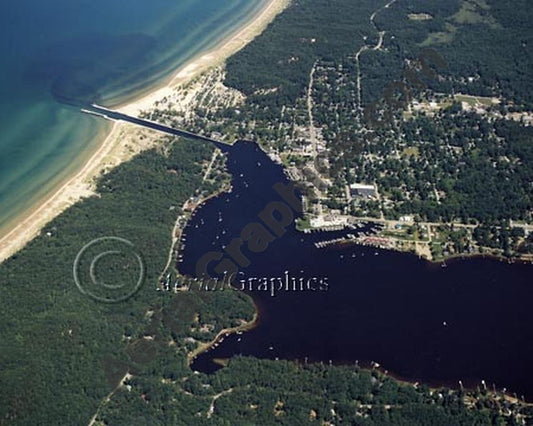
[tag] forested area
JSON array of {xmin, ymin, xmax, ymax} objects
[
  {"xmin": 368, "ymin": 0, "xmax": 533, "ymax": 108},
  {"xmin": 0, "ymin": 136, "xmax": 254, "ymax": 424},
  {"xmin": 97, "ymin": 357, "xmax": 530, "ymax": 425},
  {"xmin": 225, "ymin": 0, "xmax": 377, "ymax": 111},
  {"xmin": 226, "ymin": 0, "xmax": 533, "ymax": 110}
]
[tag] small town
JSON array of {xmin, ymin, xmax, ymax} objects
[{"xmin": 146, "ymin": 63, "xmax": 533, "ymax": 263}]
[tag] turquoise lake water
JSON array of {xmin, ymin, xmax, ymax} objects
[{"xmin": 0, "ymin": 0, "xmax": 265, "ymax": 232}]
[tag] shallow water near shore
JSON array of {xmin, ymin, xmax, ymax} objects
[
  {"xmin": 180, "ymin": 141, "xmax": 533, "ymax": 401},
  {"xmin": 0, "ymin": 0, "xmax": 266, "ymax": 233}
]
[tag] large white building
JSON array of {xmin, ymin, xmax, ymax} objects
[{"xmin": 349, "ymin": 183, "xmax": 376, "ymax": 199}]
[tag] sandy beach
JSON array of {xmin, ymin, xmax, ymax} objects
[{"xmin": 0, "ymin": 0, "xmax": 290, "ymax": 263}]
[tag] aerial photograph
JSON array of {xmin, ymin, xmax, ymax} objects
[{"xmin": 1, "ymin": 0, "xmax": 533, "ymax": 424}]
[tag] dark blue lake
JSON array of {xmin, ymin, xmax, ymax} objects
[{"xmin": 179, "ymin": 141, "xmax": 533, "ymax": 401}]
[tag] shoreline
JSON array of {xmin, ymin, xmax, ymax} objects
[
  {"xmin": 187, "ymin": 310, "xmax": 259, "ymax": 366},
  {"xmin": 334, "ymin": 236, "xmax": 533, "ymax": 266},
  {"xmin": 0, "ymin": 0, "xmax": 290, "ymax": 264},
  {"xmin": 115, "ymin": 0, "xmax": 289, "ymax": 116}
]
